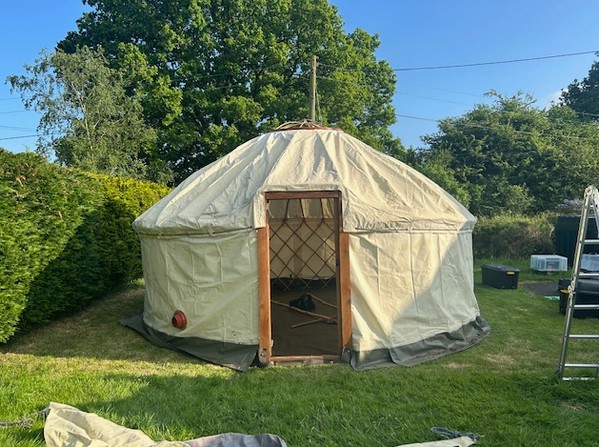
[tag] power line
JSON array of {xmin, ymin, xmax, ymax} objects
[
  {"xmin": 1, "ymin": 115, "xmax": 595, "ymax": 146},
  {"xmin": 394, "ymin": 50, "xmax": 599, "ymax": 72},
  {"xmin": 395, "ymin": 91, "xmax": 473, "ymax": 106},
  {"xmin": 396, "ymin": 112, "xmax": 599, "ymax": 145},
  {"xmin": 316, "ymin": 49, "xmax": 598, "ymax": 73},
  {"xmin": 320, "ymin": 72, "xmax": 599, "ymax": 121},
  {"xmin": 0, "ymin": 125, "xmax": 37, "ymax": 132},
  {"xmin": 0, "ymin": 110, "xmax": 31, "ymax": 115},
  {"xmin": 0, "ymin": 134, "xmax": 38, "ymax": 141},
  {"xmin": 319, "ymin": 75, "xmax": 490, "ymax": 107},
  {"xmin": 396, "ymin": 80, "xmax": 484, "ymax": 98},
  {"xmin": 396, "ymin": 113, "xmax": 439, "ymax": 123}
]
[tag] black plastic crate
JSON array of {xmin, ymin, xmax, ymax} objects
[
  {"xmin": 558, "ymin": 278, "xmax": 599, "ymax": 318},
  {"xmin": 481, "ymin": 264, "xmax": 519, "ymax": 289}
]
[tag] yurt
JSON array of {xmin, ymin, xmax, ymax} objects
[{"xmin": 123, "ymin": 124, "xmax": 489, "ymax": 371}]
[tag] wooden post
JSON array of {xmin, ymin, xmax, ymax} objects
[
  {"xmin": 257, "ymin": 226, "xmax": 271, "ymax": 366},
  {"xmin": 338, "ymin": 231, "xmax": 352, "ymax": 352},
  {"xmin": 309, "ymin": 55, "xmax": 317, "ymax": 121},
  {"xmin": 337, "ymin": 194, "xmax": 352, "ymax": 354}
]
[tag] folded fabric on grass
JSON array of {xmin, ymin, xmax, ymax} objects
[
  {"xmin": 43, "ymin": 403, "xmax": 287, "ymax": 447},
  {"xmin": 43, "ymin": 402, "xmax": 476, "ymax": 447}
]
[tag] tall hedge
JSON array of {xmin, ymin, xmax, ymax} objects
[
  {"xmin": 472, "ymin": 214, "xmax": 554, "ymax": 259},
  {"xmin": 0, "ymin": 150, "xmax": 169, "ymax": 342}
]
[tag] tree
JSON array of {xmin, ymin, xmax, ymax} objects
[
  {"xmin": 59, "ymin": 0, "xmax": 402, "ymax": 182},
  {"xmin": 8, "ymin": 46, "xmax": 172, "ymax": 182},
  {"xmin": 560, "ymin": 56, "xmax": 599, "ymax": 121},
  {"xmin": 419, "ymin": 93, "xmax": 599, "ymax": 216}
]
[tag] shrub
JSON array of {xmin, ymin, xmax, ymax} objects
[
  {"xmin": 0, "ymin": 150, "xmax": 169, "ymax": 342},
  {"xmin": 472, "ymin": 214, "xmax": 554, "ymax": 259}
]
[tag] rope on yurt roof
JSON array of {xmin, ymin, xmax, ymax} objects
[{"xmin": 274, "ymin": 119, "xmax": 339, "ymax": 131}]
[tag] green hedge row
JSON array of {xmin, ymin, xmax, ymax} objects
[
  {"xmin": 0, "ymin": 150, "xmax": 169, "ymax": 342},
  {"xmin": 472, "ymin": 214, "xmax": 554, "ymax": 259}
]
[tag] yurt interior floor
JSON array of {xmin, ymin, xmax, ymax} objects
[{"xmin": 270, "ymin": 285, "xmax": 339, "ymax": 357}]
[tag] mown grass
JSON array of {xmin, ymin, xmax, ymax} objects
[{"xmin": 1, "ymin": 260, "xmax": 599, "ymax": 446}]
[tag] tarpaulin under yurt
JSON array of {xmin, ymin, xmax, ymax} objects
[{"xmin": 123, "ymin": 125, "xmax": 489, "ymax": 371}]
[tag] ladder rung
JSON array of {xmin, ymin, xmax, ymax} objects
[
  {"xmin": 584, "ymin": 239, "xmax": 599, "ymax": 244},
  {"xmin": 579, "ymin": 272, "xmax": 599, "ymax": 278},
  {"xmin": 564, "ymin": 363, "xmax": 599, "ymax": 368},
  {"xmin": 573, "ymin": 304, "xmax": 599, "ymax": 310},
  {"xmin": 568, "ymin": 334, "xmax": 599, "ymax": 340}
]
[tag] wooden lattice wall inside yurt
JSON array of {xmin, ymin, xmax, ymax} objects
[{"xmin": 268, "ymin": 196, "xmax": 337, "ymax": 290}]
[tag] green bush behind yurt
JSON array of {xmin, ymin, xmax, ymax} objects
[{"xmin": 472, "ymin": 214, "xmax": 554, "ymax": 259}]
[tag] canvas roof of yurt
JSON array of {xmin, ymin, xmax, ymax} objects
[{"xmin": 133, "ymin": 128, "xmax": 476, "ymax": 235}]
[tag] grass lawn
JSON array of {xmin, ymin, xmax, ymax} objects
[{"xmin": 1, "ymin": 259, "xmax": 599, "ymax": 446}]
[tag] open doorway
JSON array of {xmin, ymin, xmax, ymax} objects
[{"xmin": 258, "ymin": 191, "xmax": 350, "ymax": 364}]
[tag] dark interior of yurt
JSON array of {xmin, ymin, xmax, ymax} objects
[{"xmin": 266, "ymin": 193, "xmax": 343, "ymax": 360}]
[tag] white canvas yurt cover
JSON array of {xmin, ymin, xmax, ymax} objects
[{"xmin": 123, "ymin": 127, "xmax": 489, "ymax": 371}]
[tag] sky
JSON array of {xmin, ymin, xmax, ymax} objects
[{"xmin": 1, "ymin": 0, "xmax": 599, "ymax": 152}]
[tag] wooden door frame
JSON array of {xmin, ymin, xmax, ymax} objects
[{"xmin": 257, "ymin": 190, "xmax": 351, "ymax": 365}]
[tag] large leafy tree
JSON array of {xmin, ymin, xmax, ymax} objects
[
  {"xmin": 59, "ymin": 0, "xmax": 401, "ymax": 182},
  {"xmin": 560, "ymin": 56, "xmax": 599, "ymax": 121},
  {"xmin": 8, "ymin": 46, "xmax": 172, "ymax": 182},
  {"xmin": 418, "ymin": 93, "xmax": 599, "ymax": 216}
]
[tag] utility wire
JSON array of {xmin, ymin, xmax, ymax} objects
[
  {"xmin": 2, "ymin": 111, "xmax": 598, "ymax": 145},
  {"xmin": 0, "ymin": 110, "xmax": 31, "ymax": 115},
  {"xmin": 0, "ymin": 134, "xmax": 37, "ymax": 141},
  {"xmin": 395, "ymin": 91, "xmax": 473, "ymax": 106},
  {"xmin": 319, "ymin": 73, "xmax": 599, "ymax": 120},
  {"xmin": 396, "ymin": 80, "xmax": 485, "ymax": 98},
  {"xmin": 396, "ymin": 112, "xmax": 599, "ymax": 145},
  {"xmin": 317, "ymin": 49, "xmax": 598, "ymax": 73},
  {"xmin": 396, "ymin": 113, "xmax": 439, "ymax": 123},
  {"xmin": 0, "ymin": 125, "xmax": 37, "ymax": 132},
  {"xmin": 393, "ymin": 50, "xmax": 598, "ymax": 72}
]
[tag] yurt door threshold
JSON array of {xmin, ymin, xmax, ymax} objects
[{"xmin": 258, "ymin": 191, "xmax": 351, "ymax": 366}]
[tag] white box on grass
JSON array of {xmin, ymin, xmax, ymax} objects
[{"xmin": 530, "ymin": 254, "xmax": 568, "ymax": 272}]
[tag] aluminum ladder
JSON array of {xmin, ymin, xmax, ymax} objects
[{"xmin": 557, "ymin": 185, "xmax": 599, "ymax": 380}]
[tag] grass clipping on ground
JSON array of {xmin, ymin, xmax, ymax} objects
[{"xmin": 1, "ymin": 262, "xmax": 599, "ymax": 447}]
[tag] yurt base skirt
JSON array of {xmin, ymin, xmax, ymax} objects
[
  {"xmin": 120, "ymin": 311, "xmax": 259, "ymax": 371},
  {"xmin": 349, "ymin": 316, "xmax": 491, "ymax": 370},
  {"xmin": 122, "ymin": 311, "xmax": 490, "ymax": 372}
]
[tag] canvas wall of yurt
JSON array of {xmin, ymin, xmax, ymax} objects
[{"xmin": 123, "ymin": 125, "xmax": 490, "ymax": 371}]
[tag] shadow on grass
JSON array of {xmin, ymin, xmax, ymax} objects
[{"xmin": 1, "ymin": 286, "xmax": 203, "ymax": 365}]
